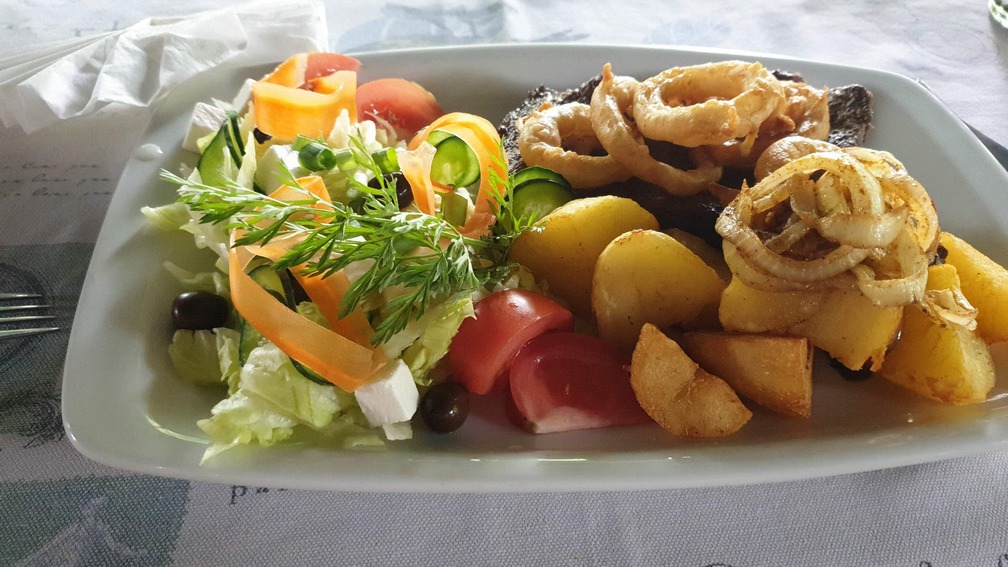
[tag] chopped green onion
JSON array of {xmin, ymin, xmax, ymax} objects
[
  {"xmin": 441, "ymin": 190, "xmax": 470, "ymax": 227},
  {"xmin": 291, "ymin": 135, "xmax": 316, "ymax": 151},
  {"xmin": 297, "ymin": 142, "xmax": 339, "ymax": 172},
  {"xmin": 371, "ymin": 148, "xmax": 400, "ymax": 174}
]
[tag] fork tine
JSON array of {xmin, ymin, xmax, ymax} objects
[
  {"xmin": 0, "ymin": 293, "xmax": 59, "ymax": 339},
  {"xmin": 0, "ymin": 327, "xmax": 60, "ymax": 339},
  {"xmin": 0, "ymin": 293, "xmax": 42, "ymax": 300},
  {"xmin": 0, "ymin": 304, "xmax": 49, "ymax": 313},
  {"xmin": 0, "ymin": 314, "xmax": 55, "ymax": 324}
]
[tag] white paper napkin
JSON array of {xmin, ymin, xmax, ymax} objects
[{"xmin": 0, "ymin": 0, "xmax": 328, "ymax": 133}]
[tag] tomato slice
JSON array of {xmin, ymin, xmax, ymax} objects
[
  {"xmin": 357, "ymin": 78, "xmax": 445, "ymax": 140},
  {"xmin": 448, "ymin": 289, "xmax": 574, "ymax": 395},
  {"xmin": 507, "ymin": 332, "xmax": 651, "ymax": 434},
  {"xmin": 304, "ymin": 52, "xmax": 361, "ymax": 82}
]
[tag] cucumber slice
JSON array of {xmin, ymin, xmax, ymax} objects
[
  {"xmin": 511, "ymin": 179, "xmax": 575, "ymax": 222},
  {"xmin": 225, "ymin": 111, "xmax": 244, "ymax": 164},
  {"xmin": 430, "ymin": 134, "xmax": 480, "ymax": 189},
  {"xmin": 425, "ymin": 128, "xmax": 454, "ymax": 147},
  {"xmin": 511, "ymin": 165, "xmax": 571, "ymax": 191},
  {"xmin": 196, "ymin": 126, "xmax": 236, "ymax": 188},
  {"xmin": 197, "ymin": 111, "xmax": 245, "ymax": 189},
  {"xmin": 237, "ymin": 264, "xmax": 289, "ymax": 365}
]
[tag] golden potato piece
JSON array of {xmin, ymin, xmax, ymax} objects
[
  {"xmin": 509, "ymin": 195, "xmax": 659, "ymax": 317},
  {"xmin": 719, "ymin": 277, "xmax": 902, "ymax": 371},
  {"xmin": 940, "ymin": 231, "xmax": 1008, "ymax": 343},
  {"xmin": 879, "ymin": 264, "xmax": 995, "ymax": 405},
  {"xmin": 792, "ymin": 287, "xmax": 902, "ymax": 372},
  {"xmin": 679, "ymin": 331, "xmax": 813, "ymax": 418},
  {"xmin": 663, "ymin": 228, "xmax": 731, "ymax": 283},
  {"xmin": 718, "ymin": 276, "xmax": 822, "ymax": 333},
  {"xmin": 593, "ymin": 230, "xmax": 726, "ymax": 351},
  {"xmin": 630, "ymin": 324, "xmax": 751, "ymax": 437}
]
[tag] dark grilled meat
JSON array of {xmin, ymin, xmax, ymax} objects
[
  {"xmin": 826, "ymin": 84, "xmax": 874, "ymax": 147},
  {"xmin": 496, "ymin": 71, "xmax": 874, "ymax": 246},
  {"xmin": 499, "ymin": 75, "xmax": 600, "ymax": 174}
]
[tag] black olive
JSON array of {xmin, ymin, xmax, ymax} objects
[
  {"xmin": 367, "ymin": 172, "xmax": 413, "ymax": 209},
  {"xmin": 829, "ymin": 357, "xmax": 873, "ymax": 381},
  {"xmin": 252, "ymin": 128, "xmax": 272, "ymax": 144},
  {"xmin": 171, "ymin": 291, "xmax": 230, "ymax": 330},
  {"xmin": 419, "ymin": 381, "xmax": 470, "ymax": 433}
]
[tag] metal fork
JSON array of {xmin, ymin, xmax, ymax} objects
[{"xmin": 0, "ymin": 293, "xmax": 59, "ymax": 339}]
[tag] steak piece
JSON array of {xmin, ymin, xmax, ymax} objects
[
  {"xmin": 499, "ymin": 75, "xmax": 600, "ymax": 174},
  {"xmin": 827, "ymin": 84, "xmax": 874, "ymax": 147},
  {"xmin": 495, "ymin": 72, "xmax": 875, "ymax": 246},
  {"xmin": 499, "ymin": 74, "xmax": 874, "ymax": 174}
]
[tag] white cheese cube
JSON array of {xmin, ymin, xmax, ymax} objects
[
  {"xmin": 354, "ymin": 359, "xmax": 419, "ymax": 426},
  {"xmin": 254, "ymin": 144, "xmax": 304, "ymax": 193},
  {"xmin": 182, "ymin": 102, "xmax": 227, "ymax": 153},
  {"xmin": 231, "ymin": 78, "xmax": 257, "ymax": 113},
  {"xmin": 382, "ymin": 421, "xmax": 413, "ymax": 441}
]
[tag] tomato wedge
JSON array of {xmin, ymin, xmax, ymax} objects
[
  {"xmin": 357, "ymin": 78, "xmax": 445, "ymax": 140},
  {"xmin": 448, "ymin": 289, "xmax": 573, "ymax": 395},
  {"xmin": 304, "ymin": 52, "xmax": 361, "ymax": 82},
  {"xmin": 507, "ymin": 332, "xmax": 650, "ymax": 434}
]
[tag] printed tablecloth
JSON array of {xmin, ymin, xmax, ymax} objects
[{"xmin": 2, "ymin": 1, "xmax": 1007, "ymax": 565}]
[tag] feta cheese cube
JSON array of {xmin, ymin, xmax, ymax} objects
[
  {"xmin": 382, "ymin": 421, "xmax": 414, "ymax": 441},
  {"xmin": 354, "ymin": 359, "xmax": 419, "ymax": 426},
  {"xmin": 182, "ymin": 102, "xmax": 227, "ymax": 153},
  {"xmin": 254, "ymin": 144, "xmax": 304, "ymax": 193},
  {"xmin": 231, "ymin": 78, "xmax": 256, "ymax": 113}
]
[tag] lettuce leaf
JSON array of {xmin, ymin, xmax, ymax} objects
[
  {"xmin": 167, "ymin": 327, "xmax": 240, "ymax": 388},
  {"xmin": 197, "ymin": 343, "xmax": 380, "ymax": 462},
  {"xmin": 162, "ymin": 261, "xmax": 230, "ymax": 297},
  {"xmin": 398, "ymin": 293, "xmax": 474, "ymax": 385},
  {"xmin": 141, "ymin": 202, "xmax": 191, "ymax": 230}
]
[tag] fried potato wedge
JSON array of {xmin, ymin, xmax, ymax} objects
[
  {"xmin": 630, "ymin": 324, "xmax": 751, "ymax": 437},
  {"xmin": 679, "ymin": 331, "xmax": 813, "ymax": 418}
]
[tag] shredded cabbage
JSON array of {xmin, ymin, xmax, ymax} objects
[
  {"xmin": 197, "ymin": 343, "xmax": 379, "ymax": 462},
  {"xmin": 167, "ymin": 327, "xmax": 240, "ymax": 387},
  {"xmin": 141, "ymin": 202, "xmax": 191, "ymax": 230},
  {"xmin": 398, "ymin": 293, "xmax": 474, "ymax": 385}
]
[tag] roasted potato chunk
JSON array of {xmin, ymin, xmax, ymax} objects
[
  {"xmin": 509, "ymin": 195, "xmax": 658, "ymax": 317},
  {"xmin": 593, "ymin": 229, "xmax": 725, "ymax": 351},
  {"xmin": 630, "ymin": 324, "xmax": 751, "ymax": 437},
  {"xmin": 940, "ymin": 231, "xmax": 1008, "ymax": 344},
  {"xmin": 680, "ymin": 331, "xmax": 813, "ymax": 418},
  {"xmin": 719, "ymin": 277, "xmax": 902, "ymax": 371},
  {"xmin": 878, "ymin": 264, "xmax": 995, "ymax": 404}
]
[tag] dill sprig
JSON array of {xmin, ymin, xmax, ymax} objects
[{"xmin": 161, "ymin": 134, "xmax": 533, "ymax": 345}]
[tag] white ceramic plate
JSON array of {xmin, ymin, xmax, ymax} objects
[{"xmin": 62, "ymin": 44, "xmax": 1008, "ymax": 492}]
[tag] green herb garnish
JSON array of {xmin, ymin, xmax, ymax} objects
[{"xmin": 162, "ymin": 135, "xmax": 535, "ymax": 345}]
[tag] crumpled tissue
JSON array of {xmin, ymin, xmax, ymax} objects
[{"xmin": 0, "ymin": 1, "xmax": 328, "ymax": 133}]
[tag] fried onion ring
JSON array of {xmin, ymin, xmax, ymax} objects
[
  {"xmin": 517, "ymin": 101, "xmax": 632, "ymax": 189},
  {"xmin": 692, "ymin": 81, "xmax": 831, "ymax": 170},
  {"xmin": 589, "ymin": 64, "xmax": 722, "ymax": 196},
  {"xmin": 754, "ymin": 136, "xmax": 840, "ymax": 180},
  {"xmin": 784, "ymin": 81, "xmax": 831, "ymax": 140},
  {"xmin": 716, "ymin": 150, "xmax": 939, "ymax": 309},
  {"xmin": 632, "ymin": 60, "xmax": 785, "ymax": 147}
]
